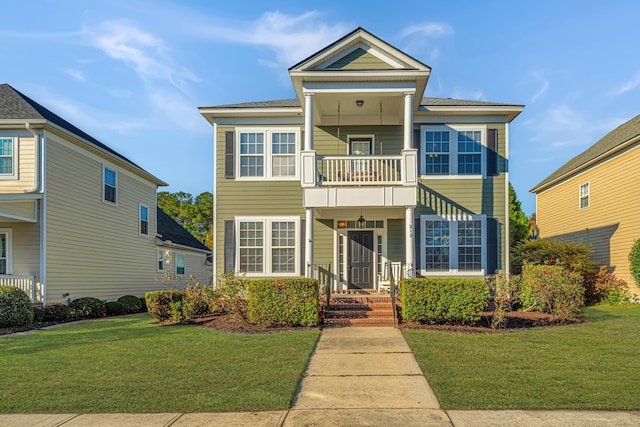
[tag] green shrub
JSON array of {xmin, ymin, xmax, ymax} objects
[
  {"xmin": 32, "ymin": 305, "xmax": 45, "ymax": 323},
  {"xmin": 105, "ymin": 301, "xmax": 126, "ymax": 316},
  {"xmin": 588, "ymin": 266, "xmax": 630, "ymax": 305},
  {"xmin": 182, "ymin": 284, "xmax": 209, "ymax": 319},
  {"xmin": 246, "ymin": 278, "xmax": 319, "ymax": 327},
  {"xmin": 43, "ymin": 303, "xmax": 70, "ymax": 322},
  {"xmin": 400, "ymin": 278, "xmax": 489, "ymax": 325},
  {"xmin": 145, "ymin": 290, "xmax": 184, "ymax": 321},
  {"xmin": 206, "ymin": 273, "xmax": 248, "ymax": 316},
  {"xmin": 512, "ymin": 239, "xmax": 596, "ymax": 276},
  {"xmin": 139, "ymin": 297, "xmax": 147, "ymax": 312},
  {"xmin": 629, "ymin": 239, "xmax": 640, "ymax": 288},
  {"xmin": 0, "ymin": 286, "xmax": 34, "ymax": 327},
  {"xmin": 117, "ymin": 295, "xmax": 142, "ymax": 314},
  {"xmin": 520, "ymin": 265, "xmax": 584, "ymax": 320},
  {"xmin": 69, "ymin": 297, "xmax": 106, "ymax": 319}
]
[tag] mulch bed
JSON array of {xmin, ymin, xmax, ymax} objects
[{"xmin": 188, "ymin": 312, "xmax": 322, "ymax": 334}]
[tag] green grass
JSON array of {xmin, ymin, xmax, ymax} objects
[
  {"xmin": 0, "ymin": 315, "xmax": 320, "ymax": 413},
  {"xmin": 403, "ymin": 304, "xmax": 640, "ymax": 410}
]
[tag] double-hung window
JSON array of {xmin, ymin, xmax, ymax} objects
[
  {"xmin": 103, "ymin": 166, "xmax": 117, "ymax": 204},
  {"xmin": 0, "ymin": 229, "xmax": 11, "ymax": 275},
  {"xmin": 0, "ymin": 137, "xmax": 17, "ymax": 179},
  {"xmin": 421, "ymin": 125, "xmax": 486, "ymax": 177},
  {"xmin": 157, "ymin": 250, "xmax": 165, "ymax": 272},
  {"xmin": 237, "ymin": 128, "xmax": 299, "ymax": 179},
  {"xmin": 175, "ymin": 253, "xmax": 186, "ymax": 275},
  {"xmin": 236, "ymin": 216, "xmax": 299, "ymax": 275},
  {"xmin": 579, "ymin": 182, "xmax": 589, "ymax": 209},
  {"xmin": 139, "ymin": 204, "xmax": 149, "ymax": 236},
  {"xmin": 420, "ymin": 215, "xmax": 486, "ymax": 274}
]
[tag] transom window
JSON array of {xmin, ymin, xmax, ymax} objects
[
  {"xmin": 103, "ymin": 167, "xmax": 117, "ymax": 204},
  {"xmin": 421, "ymin": 215, "xmax": 486, "ymax": 274},
  {"xmin": 237, "ymin": 128, "xmax": 299, "ymax": 179},
  {"xmin": 579, "ymin": 182, "xmax": 589, "ymax": 209},
  {"xmin": 0, "ymin": 137, "xmax": 17, "ymax": 179},
  {"xmin": 140, "ymin": 205, "xmax": 149, "ymax": 236},
  {"xmin": 236, "ymin": 217, "xmax": 299, "ymax": 275},
  {"xmin": 421, "ymin": 126, "xmax": 486, "ymax": 177}
]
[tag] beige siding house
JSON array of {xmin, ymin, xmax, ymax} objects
[
  {"xmin": 0, "ymin": 83, "xmax": 185, "ymax": 303},
  {"xmin": 531, "ymin": 114, "xmax": 640, "ymax": 296},
  {"xmin": 200, "ymin": 28, "xmax": 523, "ymax": 290}
]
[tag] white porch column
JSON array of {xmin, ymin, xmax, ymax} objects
[
  {"xmin": 403, "ymin": 92, "xmax": 414, "ymax": 150},
  {"xmin": 405, "ymin": 206, "xmax": 415, "ymax": 278},
  {"xmin": 304, "ymin": 93, "xmax": 314, "ymax": 151},
  {"xmin": 305, "ymin": 208, "xmax": 314, "ymax": 278}
]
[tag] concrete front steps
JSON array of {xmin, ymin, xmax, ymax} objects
[{"xmin": 325, "ymin": 294, "xmax": 397, "ymax": 327}]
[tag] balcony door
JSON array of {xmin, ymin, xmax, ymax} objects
[
  {"xmin": 348, "ymin": 231, "xmax": 374, "ymax": 289},
  {"xmin": 348, "ymin": 136, "xmax": 373, "ymax": 175}
]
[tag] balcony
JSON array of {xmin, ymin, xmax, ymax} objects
[{"xmin": 302, "ymin": 149, "xmax": 417, "ymax": 209}]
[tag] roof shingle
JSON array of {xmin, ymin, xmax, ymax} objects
[{"xmin": 157, "ymin": 208, "xmax": 210, "ymax": 252}]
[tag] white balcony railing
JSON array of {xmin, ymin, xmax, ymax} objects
[
  {"xmin": 317, "ymin": 155, "xmax": 403, "ymax": 185},
  {"xmin": 0, "ymin": 275, "xmax": 39, "ymax": 302}
]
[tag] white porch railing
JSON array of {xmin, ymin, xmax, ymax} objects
[
  {"xmin": 0, "ymin": 275, "xmax": 39, "ymax": 303},
  {"xmin": 317, "ymin": 155, "xmax": 402, "ymax": 185}
]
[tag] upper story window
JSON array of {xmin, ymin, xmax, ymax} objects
[
  {"xmin": 579, "ymin": 182, "xmax": 590, "ymax": 209},
  {"xmin": 103, "ymin": 167, "xmax": 117, "ymax": 204},
  {"xmin": 175, "ymin": 253, "xmax": 186, "ymax": 275},
  {"xmin": 421, "ymin": 125, "xmax": 486, "ymax": 178},
  {"xmin": 420, "ymin": 215, "xmax": 486, "ymax": 275},
  {"xmin": 0, "ymin": 137, "xmax": 17, "ymax": 180},
  {"xmin": 140, "ymin": 204, "xmax": 149, "ymax": 236},
  {"xmin": 236, "ymin": 128, "xmax": 299, "ymax": 180}
]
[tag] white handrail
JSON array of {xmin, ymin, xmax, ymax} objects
[
  {"xmin": 0, "ymin": 275, "xmax": 36, "ymax": 302},
  {"xmin": 317, "ymin": 155, "xmax": 403, "ymax": 185}
]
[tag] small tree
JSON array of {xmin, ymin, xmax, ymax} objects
[
  {"xmin": 629, "ymin": 238, "xmax": 640, "ymax": 287},
  {"xmin": 509, "ymin": 183, "xmax": 530, "ymax": 248}
]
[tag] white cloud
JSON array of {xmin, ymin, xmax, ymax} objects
[
  {"xmin": 148, "ymin": 89, "xmax": 209, "ymax": 134},
  {"xmin": 108, "ymin": 88, "xmax": 133, "ymax": 98},
  {"xmin": 530, "ymin": 73, "xmax": 549, "ymax": 104},
  {"xmin": 194, "ymin": 11, "xmax": 352, "ymax": 69},
  {"xmin": 611, "ymin": 72, "xmax": 640, "ymax": 96},
  {"xmin": 63, "ymin": 68, "xmax": 86, "ymax": 82},
  {"xmin": 400, "ymin": 23, "xmax": 454, "ymax": 39}
]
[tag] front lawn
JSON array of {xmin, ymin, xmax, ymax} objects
[
  {"xmin": 0, "ymin": 315, "xmax": 319, "ymax": 413},
  {"xmin": 404, "ymin": 305, "xmax": 640, "ymax": 410}
]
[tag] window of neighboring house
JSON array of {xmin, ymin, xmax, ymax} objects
[
  {"xmin": 139, "ymin": 204, "xmax": 149, "ymax": 236},
  {"xmin": 0, "ymin": 229, "xmax": 11, "ymax": 275},
  {"xmin": 0, "ymin": 137, "xmax": 17, "ymax": 179},
  {"xmin": 580, "ymin": 182, "xmax": 590, "ymax": 209},
  {"xmin": 103, "ymin": 167, "xmax": 117, "ymax": 204},
  {"xmin": 421, "ymin": 126, "xmax": 486, "ymax": 177},
  {"xmin": 237, "ymin": 128, "xmax": 299, "ymax": 179},
  {"xmin": 421, "ymin": 215, "xmax": 486, "ymax": 274},
  {"xmin": 157, "ymin": 250, "xmax": 165, "ymax": 272},
  {"xmin": 236, "ymin": 217, "xmax": 299, "ymax": 275},
  {"xmin": 175, "ymin": 253, "xmax": 186, "ymax": 276}
]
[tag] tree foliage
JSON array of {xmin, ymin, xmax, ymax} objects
[
  {"xmin": 509, "ymin": 183, "xmax": 530, "ymax": 248},
  {"xmin": 157, "ymin": 191, "xmax": 213, "ymax": 248}
]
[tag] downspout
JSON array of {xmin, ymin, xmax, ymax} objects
[{"xmin": 24, "ymin": 123, "xmax": 42, "ymax": 193}]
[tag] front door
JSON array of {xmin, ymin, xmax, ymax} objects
[{"xmin": 348, "ymin": 231, "xmax": 374, "ymax": 289}]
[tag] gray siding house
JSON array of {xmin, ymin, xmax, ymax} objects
[{"xmin": 200, "ymin": 28, "xmax": 523, "ymax": 290}]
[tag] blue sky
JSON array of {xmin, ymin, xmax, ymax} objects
[{"xmin": 2, "ymin": 0, "xmax": 639, "ymax": 215}]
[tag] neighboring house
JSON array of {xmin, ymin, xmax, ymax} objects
[
  {"xmin": 0, "ymin": 83, "xmax": 170, "ymax": 304},
  {"xmin": 156, "ymin": 207, "xmax": 213, "ymax": 286},
  {"xmin": 200, "ymin": 28, "xmax": 523, "ymax": 290},
  {"xmin": 531, "ymin": 114, "xmax": 640, "ymax": 296}
]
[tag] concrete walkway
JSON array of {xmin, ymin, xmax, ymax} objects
[{"xmin": 1, "ymin": 326, "xmax": 640, "ymax": 426}]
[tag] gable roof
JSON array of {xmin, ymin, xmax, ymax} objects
[
  {"xmin": 531, "ymin": 114, "xmax": 640, "ymax": 193},
  {"xmin": 156, "ymin": 208, "xmax": 210, "ymax": 252},
  {"xmin": 0, "ymin": 83, "xmax": 167, "ymax": 186}
]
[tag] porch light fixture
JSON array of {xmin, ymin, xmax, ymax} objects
[
  {"xmin": 357, "ymin": 209, "xmax": 366, "ymax": 228},
  {"xmin": 356, "ymin": 100, "xmax": 364, "ymax": 108}
]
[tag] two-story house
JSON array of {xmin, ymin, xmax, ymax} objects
[
  {"xmin": 531, "ymin": 114, "xmax": 640, "ymax": 296},
  {"xmin": 0, "ymin": 83, "xmax": 209, "ymax": 304},
  {"xmin": 200, "ymin": 28, "xmax": 523, "ymax": 291}
]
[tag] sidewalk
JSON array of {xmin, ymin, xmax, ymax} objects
[{"xmin": 1, "ymin": 327, "xmax": 639, "ymax": 426}]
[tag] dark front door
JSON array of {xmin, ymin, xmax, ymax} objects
[{"xmin": 348, "ymin": 231, "xmax": 374, "ymax": 289}]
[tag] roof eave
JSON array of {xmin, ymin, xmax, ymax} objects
[{"xmin": 419, "ymin": 105, "xmax": 524, "ymax": 122}]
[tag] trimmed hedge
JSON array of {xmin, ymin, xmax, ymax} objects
[
  {"xmin": 401, "ymin": 278, "xmax": 489, "ymax": 325},
  {"xmin": 32, "ymin": 305, "xmax": 45, "ymax": 323},
  {"xmin": 105, "ymin": 301, "xmax": 126, "ymax": 316},
  {"xmin": 43, "ymin": 303, "xmax": 71, "ymax": 322},
  {"xmin": 246, "ymin": 278, "xmax": 319, "ymax": 327},
  {"xmin": 69, "ymin": 297, "xmax": 106, "ymax": 319},
  {"xmin": 0, "ymin": 286, "xmax": 34, "ymax": 327},
  {"xmin": 145, "ymin": 290, "xmax": 184, "ymax": 321},
  {"xmin": 117, "ymin": 295, "xmax": 142, "ymax": 314}
]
